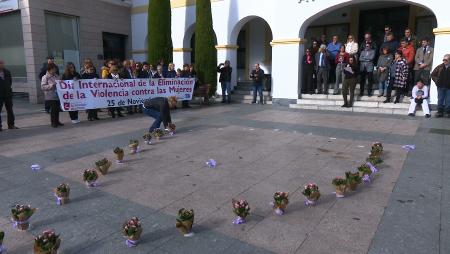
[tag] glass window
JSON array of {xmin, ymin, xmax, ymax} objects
[
  {"xmin": 0, "ymin": 11, "xmax": 26, "ymax": 78},
  {"xmin": 45, "ymin": 12, "xmax": 80, "ymax": 72}
]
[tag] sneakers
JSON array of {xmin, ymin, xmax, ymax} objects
[
  {"xmin": 71, "ymin": 119, "xmax": 81, "ymax": 124},
  {"xmin": 8, "ymin": 125, "xmax": 19, "ymax": 129},
  {"xmin": 425, "ymin": 114, "xmax": 431, "ymax": 118},
  {"xmin": 408, "ymin": 113, "xmax": 415, "ymax": 117}
]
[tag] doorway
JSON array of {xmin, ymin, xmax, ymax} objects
[{"xmin": 103, "ymin": 32, "xmax": 127, "ymax": 61}]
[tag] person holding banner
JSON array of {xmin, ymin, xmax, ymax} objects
[
  {"xmin": 81, "ymin": 63, "xmax": 100, "ymax": 121},
  {"xmin": 107, "ymin": 65, "xmax": 124, "ymax": 118},
  {"xmin": 61, "ymin": 62, "xmax": 81, "ymax": 124},
  {"xmin": 41, "ymin": 63, "xmax": 63, "ymax": 128},
  {"xmin": 142, "ymin": 97, "xmax": 175, "ymax": 132}
]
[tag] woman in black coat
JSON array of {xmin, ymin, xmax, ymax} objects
[
  {"xmin": 302, "ymin": 48, "xmax": 316, "ymax": 94},
  {"xmin": 61, "ymin": 62, "xmax": 81, "ymax": 123}
]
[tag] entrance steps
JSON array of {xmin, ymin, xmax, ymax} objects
[{"xmin": 232, "ymin": 81, "xmax": 273, "ymax": 104}]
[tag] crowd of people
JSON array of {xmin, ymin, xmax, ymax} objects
[
  {"xmin": 302, "ymin": 26, "xmax": 450, "ymax": 118},
  {"xmin": 37, "ymin": 57, "xmax": 198, "ymax": 128}
]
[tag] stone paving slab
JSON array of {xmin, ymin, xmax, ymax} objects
[{"xmin": 0, "ymin": 99, "xmax": 443, "ymax": 254}]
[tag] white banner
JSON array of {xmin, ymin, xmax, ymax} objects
[
  {"xmin": 0, "ymin": 0, "xmax": 19, "ymax": 13},
  {"xmin": 56, "ymin": 78, "xmax": 195, "ymax": 111}
]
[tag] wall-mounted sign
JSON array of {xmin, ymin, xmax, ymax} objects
[{"xmin": 0, "ymin": 0, "xmax": 19, "ymax": 14}]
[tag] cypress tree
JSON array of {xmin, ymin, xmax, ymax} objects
[
  {"xmin": 195, "ymin": 0, "xmax": 217, "ymax": 96},
  {"xmin": 147, "ymin": 0, "xmax": 173, "ymax": 65}
]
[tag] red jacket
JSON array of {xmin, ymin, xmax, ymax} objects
[
  {"xmin": 335, "ymin": 52, "xmax": 349, "ymax": 65},
  {"xmin": 398, "ymin": 45, "xmax": 415, "ymax": 68}
]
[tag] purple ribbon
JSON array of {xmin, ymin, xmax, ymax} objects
[
  {"xmin": 206, "ymin": 159, "xmax": 217, "ymax": 168},
  {"xmin": 86, "ymin": 181, "xmax": 99, "ymax": 188},
  {"xmin": 30, "ymin": 164, "xmax": 41, "ymax": 172},
  {"xmin": 0, "ymin": 245, "xmax": 7, "ymax": 253},
  {"xmin": 116, "ymin": 160, "xmax": 124, "ymax": 164},
  {"xmin": 274, "ymin": 208, "xmax": 284, "ymax": 216},
  {"xmin": 12, "ymin": 219, "xmax": 28, "ymax": 229},
  {"xmin": 125, "ymin": 239, "xmax": 138, "ymax": 248},
  {"xmin": 305, "ymin": 198, "xmax": 316, "ymax": 206},
  {"xmin": 366, "ymin": 162, "xmax": 379, "ymax": 173},
  {"xmin": 402, "ymin": 145, "xmax": 416, "ymax": 151},
  {"xmin": 54, "ymin": 194, "xmax": 62, "ymax": 205},
  {"xmin": 232, "ymin": 216, "xmax": 245, "ymax": 225},
  {"xmin": 363, "ymin": 174, "xmax": 371, "ymax": 183}
]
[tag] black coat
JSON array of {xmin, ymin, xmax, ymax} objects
[
  {"xmin": 143, "ymin": 97, "xmax": 172, "ymax": 126},
  {"xmin": 0, "ymin": 68, "xmax": 13, "ymax": 98},
  {"xmin": 81, "ymin": 72, "xmax": 99, "ymax": 79},
  {"xmin": 120, "ymin": 69, "xmax": 133, "ymax": 79},
  {"xmin": 217, "ymin": 65, "xmax": 232, "ymax": 82},
  {"xmin": 164, "ymin": 70, "xmax": 177, "ymax": 78},
  {"xmin": 61, "ymin": 72, "xmax": 81, "ymax": 80}
]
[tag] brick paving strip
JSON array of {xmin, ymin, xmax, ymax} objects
[{"xmin": 0, "ymin": 99, "xmax": 447, "ymax": 253}]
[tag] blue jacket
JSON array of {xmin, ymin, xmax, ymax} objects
[{"xmin": 327, "ymin": 42, "xmax": 341, "ymax": 58}]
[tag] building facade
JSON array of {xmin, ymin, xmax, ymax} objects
[
  {"xmin": 131, "ymin": 0, "xmax": 449, "ymax": 105},
  {"xmin": 0, "ymin": 0, "xmax": 132, "ymax": 103}
]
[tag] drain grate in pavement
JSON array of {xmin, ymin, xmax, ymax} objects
[{"xmin": 429, "ymin": 128, "xmax": 450, "ymax": 135}]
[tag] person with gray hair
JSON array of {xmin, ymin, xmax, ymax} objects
[
  {"xmin": 315, "ymin": 44, "xmax": 330, "ymax": 94},
  {"xmin": 431, "ymin": 54, "xmax": 450, "ymax": 117},
  {"xmin": 217, "ymin": 60, "xmax": 233, "ymax": 103},
  {"xmin": 0, "ymin": 60, "xmax": 18, "ymax": 131}
]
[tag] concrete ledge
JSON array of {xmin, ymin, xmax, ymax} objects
[{"xmin": 272, "ymin": 98, "xmax": 297, "ymax": 106}]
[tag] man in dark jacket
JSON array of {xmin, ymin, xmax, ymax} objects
[
  {"xmin": 142, "ymin": 97, "xmax": 174, "ymax": 132},
  {"xmin": 250, "ymin": 63, "xmax": 265, "ymax": 104},
  {"xmin": 431, "ymin": 54, "xmax": 450, "ymax": 117},
  {"xmin": 217, "ymin": 60, "xmax": 232, "ymax": 103},
  {"xmin": 0, "ymin": 60, "xmax": 19, "ymax": 131}
]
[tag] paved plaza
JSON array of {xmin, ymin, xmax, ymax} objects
[{"xmin": 0, "ymin": 99, "xmax": 449, "ymax": 254}]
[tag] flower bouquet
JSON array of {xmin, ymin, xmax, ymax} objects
[
  {"xmin": 232, "ymin": 199, "xmax": 250, "ymax": 224},
  {"xmin": 83, "ymin": 169, "xmax": 99, "ymax": 187},
  {"xmin": 129, "ymin": 140, "xmax": 139, "ymax": 154},
  {"xmin": 176, "ymin": 208, "xmax": 194, "ymax": 237},
  {"xmin": 113, "ymin": 147, "xmax": 124, "ymax": 163},
  {"xmin": 11, "ymin": 204, "xmax": 36, "ymax": 231},
  {"xmin": 152, "ymin": 129, "xmax": 164, "ymax": 141},
  {"xmin": 332, "ymin": 177, "xmax": 347, "ymax": 198},
  {"xmin": 302, "ymin": 183, "xmax": 321, "ymax": 206},
  {"xmin": 358, "ymin": 164, "xmax": 373, "ymax": 183},
  {"xmin": 95, "ymin": 158, "xmax": 111, "ymax": 175},
  {"xmin": 164, "ymin": 123, "xmax": 176, "ymax": 136},
  {"xmin": 272, "ymin": 191, "xmax": 289, "ymax": 215},
  {"xmin": 122, "ymin": 217, "xmax": 143, "ymax": 247},
  {"xmin": 371, "ymin": 142, "xmax": 383, "ymax": 157},
  {"xmin": 366, "ymin": 155, "xmax": 383, "ymax": 167},
  {"xmin": 0, "ymin": 231, "xmax": 5, "ymax": 254},
  {"xmin": 33, "ymin": 230, "xmax": 60, "ymax": 254},
  {"xmin": 54, "ymin": 183, "xmax": 70, "ymax": 205},
  {"xmin": 143, "ymin": 132, "xmax": 152, "ymax": 145},
  {"xmin": 345, "ymin": 171, "xmax": 362, "ymax": 191}
]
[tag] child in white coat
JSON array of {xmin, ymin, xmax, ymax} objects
[{"xmin": 408, "ymin": 80, "xmax": 430, "ymax": 118}]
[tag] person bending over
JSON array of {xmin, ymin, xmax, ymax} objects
[{"xmin": 142, "ymin": 97, "xmax": 175, "ymax": 132}]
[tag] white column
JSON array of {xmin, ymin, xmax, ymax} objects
[
  {"xmin": 270, "ymin": 39, "xmax": 303, "ymax": 105},
  {"xmin": 215, "ymin": 45, "xmax": 238, "ymax": 95},
  {"xmin": 172, "ymin": 48, "xmax": 192, "ymax": 70},
  {"xmin": 430, "ymin": 28, "xmax": 450, "ymax": 104}
]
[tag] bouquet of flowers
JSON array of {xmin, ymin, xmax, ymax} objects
[
  {"xmin": 232, "ymin": 199, "xmax": 250, "ymax": 224},
  {"xmin": 332, "ymin": 177, "xmax": 347, "ymax": 198},
  {"xmin": 11, "ymin": 204, "xmax": 36, "ymax": 231},
  {"xmin": 0, "ymin": 231, "xmax": 4, "ymax": 253},
  {"xmin": 95, "ymin": 158, "xmax": 112, "ymax": 175},
  {"xmin": 164, "ymin": 123, "xmax": 176, "ymax": 136},
  {"xmin": 113, "ymin": 147, "xmax": 124, "ymax": 163},
  {"xmin": 371, "ymin": 142, "xmax": 383, "ymax": 157},
  {"xmin": 143, "ymin": 132, "xmax": 152, "ymax": 145},
  {"xmin": 302, "ymin": 183, "xmax": 321, "ymax": 206},
  {"xmin": 272, "ymin": 191, "xmax": 289, "ymax": 215},
  {"xmin": 152, "ymin": 129, "xmax": 164, "ymax": 141},
  {"xmin": 345, "ymin": 171, "xmax": 362, "ymax": 191},
  {"xmin": 176, "ymin": 208, "xmax": 194, "ymax": 237},
  {"xmin": 366, "ymin": 155, "xmax": 383, "ymax": 166},
  {"xmin": 122, "ymin": 217, "xmax": 143, "ymax": 247},
  {"xmin": 54, "ymin": 183, "xmax": 70, "ymax": 205},
  {"xmin": 83, "ymin": 169, "xmax": 99, "ymax": 187},
  {"xmin": 358, "ymin": 164, "xmax": 373, "ymax": 183},
  {"xmin": 33, "ymin": 230, "xmax": 60, "ymax": 254},
  {"xmin": 129, "ymin": 140, "xmax": 139, "ymax": 154}
]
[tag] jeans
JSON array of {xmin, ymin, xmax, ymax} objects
[
  {"xmin": 378, "ymin": 80, "xmax": 387, "ymax": 96},
  {"xmin": 334, "ymin": 64, "xmax": 344, "ymax": 94},
  {"xmin": 221, "ymin": 81, "xmax": 231, "ymax": 102},
  {"xmin": 143, "ymin": 107, "xmax": 162, "ymax": 132},
  {"xmin": 0, "ymin": 96, "xmax": 15, "ymax": 128},
  {"xmin": 252, "ymin": 83, "xmax": 263, "ymax": 103},
  {"xmin": 437, "ymin": 87, "xmax": 450, "ymax": 113}
]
